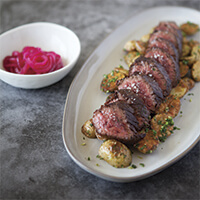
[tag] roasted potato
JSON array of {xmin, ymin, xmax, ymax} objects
[
  {"xmin": 156, "ymin": 95, "xmax": 181, "ymax": 118},
  {"xmin": 191, "ymin": 60, "xmax": 200, "ymax": 82},
  {"xmin": 135, "ymin": 40, "xmax": 146, "ymax": 55},
  {"xmin": 180, "ymin": 45, "xmax": 200, "ymax": 65},
  {"xmin": 187, "ymin": 40, "xmax": 200, "ymax": 49},
  {"xmin": 123, "ymin": 40, "xmax": 136, "ymax": 52},
  {"xmin": 95, "ymin": 132, "xmax": 108, "ymax": 141},
  {"xmin": 100, "ymin": 66, "xmax": 128, "ymax": 93},
  {"xmin": 179, "ymin": 61, "xmax": 189, "ymax": 77},
  {"xmin": 114, "ymin": 66, "xmax": 129, "ymax": 76},
  {"xmin": 191, "ymin": 44, "xmax": 200, "ymax": 60},
  {"xmin": 134, "ymin": 129, "xmax": 159, "ymax": 154},
  {"xmin": 98, "ymin": 139, "xmax": 132, "ymax": 168},
  {"xmin": 182, "ymin": 77, "xmax": 195, "ymax": 90},
  {"xmin": 124, "ymin": 51, "xmax": 140, "ymax": 66},
  {"xmin": 181, "ymin": 43, "xmax": 191, "ymax": 57},
  {"xmin": 123, "ymin": 39, "xmax": 146, "ymax": 55},
  {"xmin": 170, "ymin": 79, "xmax": 189, "ymax": 98},
  {"xmin": 151, "ymin": 114, "xmax": 174, "ymax": 142},
  {"xmin": 180, "ymin": 22, "xmax": 199, "ymax": 36},
  {"xmin": 141, "ymin": 33, "xmax": 150, "ymax": 43},
  {"xmin": 182, "ymin": 36, "xmax": 188, "ymax": 45},
  {"xmin": 81, "ymin": 119, "xmax": 96, "ymax": 138}
]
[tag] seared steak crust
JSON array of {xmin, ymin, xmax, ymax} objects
[
  {"xmin": 118, "ymin": 74, "xmax": 164, "ymax": 112},
  {"xmin": 129, "ymin": 56, "xmax": 172, "ymax": 97},
  {"xmin": 105, "ymin": 89, "xmax": 150, "ymax": 128},
  {"xmin": 145, "ymin": 47, "xmax": 180, "ymax": 87},
  {"xmin": 92, "ymin": 101, "xmax": 146, "ymax": 144}
]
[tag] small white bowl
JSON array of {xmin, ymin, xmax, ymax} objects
[{"xmin": 0, "ymin": 22, "xmax": 81, "ymax": 89}]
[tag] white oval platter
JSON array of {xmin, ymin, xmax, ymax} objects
[{"xmin": 62, "ymin": 6, "xmax": 200, "ymax": 182}]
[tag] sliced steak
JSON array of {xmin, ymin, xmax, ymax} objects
[
  {"xmin": 117, "ymin": 74, "xmax": 164, "ymax": 112},
  {"xmin": 155, "ymin": 21, "xmax": 182, "ymax": 41},
  {"xmin": 129, "ymin": 56, "xmax": 172, "ymax": 97},
  {"xmin": 92, "ymin": 101, "xmax": 146, "ymax": 144},
  {"xmin": 105, "ymin": 89, "xmax": 150, "ymax": 128},
  {"xmin": 149, "ymin": 30, "xmax": 181, "ymax": 54},
  {"xmin": 145, "ymin": 47, "xmax": 180, "ymax": 87},
  {"xmin": 146, "ymin": 38, "xmax": 179, "ymax": 62},
  {"xmin": 154, "ymin": 21, "xmax": 182, "ymax": 54}
]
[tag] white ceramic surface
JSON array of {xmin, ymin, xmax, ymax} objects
[
  {"xmin": 62, "ymin": 6, "xmax": 200, "ymax": 182},
  {"xmin": 0, "ymin": 22, "xmax": 81, "ymax": 89}
]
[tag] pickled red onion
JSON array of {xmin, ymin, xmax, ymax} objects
[{"xmin": 3, "ymin": 46, "xmax": 64, "ymax": 74}]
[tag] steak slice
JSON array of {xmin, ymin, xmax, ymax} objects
[
  {"xmin": 154, "ymin": 21, "xmax": 182, "ymax": 54},
  {"xmin": 129, "ymin": 56, "xmax": 172, "ymax": 97},
  {"xmin": 146, "ymin": 38, "xmax": 179, "ymax": 62},
  {"xmin": 155, "ymin": 22, "xmax": 182, "ymax": 40},
  {"xmin": 117, "ymin": 74, "xmax": 164, "ymax": 112},
  {"xmin": 92, "ymin": 101, "xmax": 146, "ymax": 144},
  {"xmin": 105, "ymin": 89, "xmax": 150, "ymax": 128},
  {"xmin": 145, "ymin": 47, "xmax": 180, "ymax": 87},
  {"xmin": 149, "ymin": 30, "xmax": 180, "ymax": 54}
]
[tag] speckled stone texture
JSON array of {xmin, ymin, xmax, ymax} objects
[{"xmin": 1, "ymin": 0, "xmax": 200, "ymax": 199}]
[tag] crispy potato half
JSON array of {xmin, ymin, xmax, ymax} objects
[
  {"xmin": 181, "ymin": 43, "xmax": 191, "ymax": 57},
  {"xmin": 170, "ymin": 79, "xmax": 189, "ymax": 99},
  {"xmin": 100, "ymin": 66, "xmax": 128, "ymax": 93},
  {"xmin": 156, "ymin": 95, "xmax": 181, "ymax": 118},
  {"xmin": 81, "ymin": 119, "xmax": 96, "ymax": 138},
  {"xmin": 180, "ymin": 45, "xmax": 200, "ymax": 66},
  {"xmin": 182, "ymin": 77, "xmax": 195, "ymax": 90},
  {"xmin": 180, "ymin": 22, "xmax": 199, "ymax": 36},
  {"xmin": 123, "ymin": 40, "xmax": 146, "ymax": 55},
  {"xmin": 98, "ymin": 139, "xmax": 132, "ymax": 168},
  {"xmin": 134, "ymin": 129, "xmax": 159, "ymax": 154},
  {"xmin": 191, "ymin": 44, "xmax": 200, "ymax": 60},
  {"xmin": 124, "ymin": 51, "xmax": 140, "ymax": 66},
  {"xmin": 123, "ymin": 40, "xmax": 136, "ymax": 52},
  {"xmin": 191, "ymin": 60, "xmax": 200, "ymax": 82},
  {"xmin": 187, "ymin": 40, "xmax": 200, "ymax": 49},
  {"xmin": 151, "ymin": 114, "xmax": 174, "ymax": 142},
  {"xmin": 135, "ymin": 40, "xmax": 146, "ymax": 55},
  {"xmin": 141, "ymin": 33, "xmax": 150, "ymax": 43},
  {"xmin": 179, "ymin": 61, "xmax": 189, "ymax": 78}
]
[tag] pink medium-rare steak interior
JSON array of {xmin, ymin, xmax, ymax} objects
[
  {"xmin": 92, "ymin": 101, "xmax": 145, "ymax": 144},
  {"xmin": 118, "ymin": 75, "xmax": 163, "ymax": 112}
]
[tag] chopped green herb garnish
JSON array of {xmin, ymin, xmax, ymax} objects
[
  {"xmin": 137, "ymin": 156, "xmax": 143, "ymax": 159},
  {"xmin": 128, "ymin": 164, "xmax": 137, "ymax": 169},
  {"xmin": 153, "ymin": 129, "xmax": 157, "ymax": 136},
  {"xmin": 173, "ymin": 126, "xmax": 181, "ymax": 130},
  {"xmin": 96, "ymin": 155, "xmax": 104, "ymax": 160},
  {"xmin": 182, "ymin": 60, "xmax": 189, "ymax": 65},
  {"xmin": 139, "ymin": 163, "xmax": 145, "ymax": 167},
  {"xmin": 103, "ymin": 74, "xmax": 108, "ymax": 79}
]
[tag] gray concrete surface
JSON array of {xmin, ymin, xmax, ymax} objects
[{"xmin": 1, "ymin": 0, "xmax": 200, "ymax": 199}]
